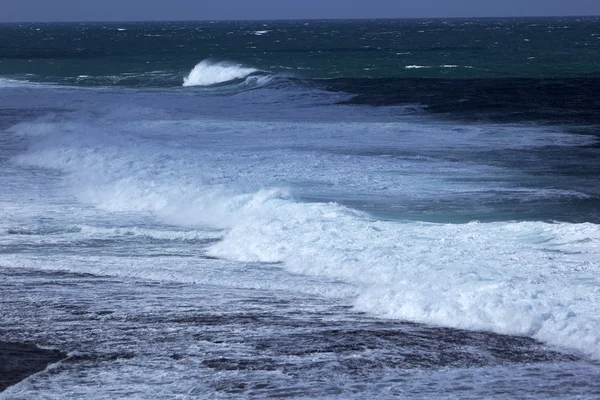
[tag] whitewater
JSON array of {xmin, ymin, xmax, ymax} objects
[
  {"xmin": 4, "ymin": 64, "xmax": 600, "ymax": 360},
  {"xmin": 2, "ymin": 17, "xmax": 600, "ymax": 399},
  {"xmin": 183, "ymin": 60, "xmax": 262, "ymax": 86}
]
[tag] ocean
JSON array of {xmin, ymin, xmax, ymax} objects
[{"xmin": 1, "ymin": 17, "xmax": 599, "ymax": 398}]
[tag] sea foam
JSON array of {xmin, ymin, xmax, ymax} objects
[
  {"xmin": 208, "ymin": 202, "xmax": 600, "ymax": 359},
  {"xmin": 9, "ymin": 104, "xmax": 600, "ymax": 361}
]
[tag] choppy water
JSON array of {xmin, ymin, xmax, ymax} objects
[{"xmin": 1, "ymin": 18, "xmax": 600, "ymax": 399}]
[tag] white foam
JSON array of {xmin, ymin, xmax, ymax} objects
[
  {"xmin": 207, "ymin": 200, "xmax": 600, "ymax": 359},
  {"xmin": 404, "ymin": 65, "xmax": 471, "ymax": 70},
  {"xmin": 183, "ymin": 60, "xmax": 259, "ymax": 87},
  {"xmin": 9, "ymin": 108, "xmax": 600, "ymax": 360},
  {"xmin": 75, "ymin": 225, "xmax": 221, "ymax": 241}
]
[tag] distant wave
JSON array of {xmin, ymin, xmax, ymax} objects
[
  {"xmin": 405, "ymin": 65, "xmax": 462, "ymax": 69},
  {"xmin": 0, "ymin": 77, "xmax": 40, "ymax": 88},
  {"xmin": 183, "ymin": 60, "xmax": 261, "ymax": 87}
]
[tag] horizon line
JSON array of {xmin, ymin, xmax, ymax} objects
[{"xmin": 1, "ymin": 14, "xmax": 599, "ymax": 24}]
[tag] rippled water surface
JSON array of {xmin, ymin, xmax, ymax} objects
[{"xmin": 1, "ymin": 17, "xmax": 600, "ymax": 398}]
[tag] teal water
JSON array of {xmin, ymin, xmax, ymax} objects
[{"xmin": 1, "ymin": 17, "xmax": 599, "ymax": 85}]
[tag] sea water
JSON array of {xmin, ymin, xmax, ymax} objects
[{"xmin": 1, "ymin": 18, "xmax": 599, "ymax": 398}]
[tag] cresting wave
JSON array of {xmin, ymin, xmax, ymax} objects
[
  {"xmin": 183, "ymin": 59, "xmax": 264, "ymax": 87},
  {"xmin": 8, "ymin": 105, "xmax": 600, "ymax": 361}
]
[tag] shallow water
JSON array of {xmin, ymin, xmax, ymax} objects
[{"xmin": 2, "ymin": 267, "xmax": 599, "ymax": 399}]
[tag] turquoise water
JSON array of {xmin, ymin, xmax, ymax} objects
[{"xmin": 1, "ymin": 17, "xmax": 599, "ymax": 84}]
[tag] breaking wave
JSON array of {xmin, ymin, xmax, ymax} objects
[
  {"xmin": 10, "ymin": 107, "xmax": 600, "ymax": 360},
  {"xmin": 183, "ymin": 59, "xmax": 262, "ymax": 87}
]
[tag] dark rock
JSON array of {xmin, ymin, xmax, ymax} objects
[{"xmin": 0, "ymin": 342, "xmax": 66, "ymax": 392}]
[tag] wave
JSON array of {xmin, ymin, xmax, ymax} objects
[
  {"xmin": 207, "ymin": 199, "xmax": 600, "ymax": 360},
  {"xmin": 183, "ymin": 60, "xmax": 262, "ymax": 87},
  {"xmin": 10, "ymin": 110, "xmax": 600, "ymax": 360},
  {"xmin": 405, "ymin": 65, "xmax": 463, "ymax": 69},
  {"xmin": 0, "ymin": 77, "xmax": 50, "ymax": 88},
  {"xmin": 1, "ymin": 62, "xmax": 270, "ymax": 89},
  {"xmin": 0, "ymin": 77, "xmax": 25, "ymax": 87},
  {"xmin": 6, "ymin": 72, "xmax": 600, "ymax": 127},
  {"xmin": 18, "ymin": 140, "xmax": 600, "ymax": 359}
]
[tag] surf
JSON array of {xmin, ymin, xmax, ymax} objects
[
  {"xmin": 183, "ymin": 59, "xmax": 262, "ymax": 87},
  {"xmin": 9, "ymin": 103, "xmax": 600, "ymax": 360}
]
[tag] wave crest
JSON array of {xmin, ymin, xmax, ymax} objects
[{"xmin": 183, "ymin": 60, "xmax": 260, "ymax": 87}]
